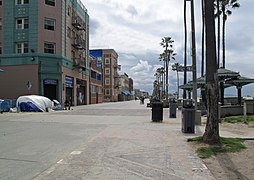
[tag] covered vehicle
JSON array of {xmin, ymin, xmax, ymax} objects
[{"xmin": 16, "ymin": 95, "xmax": 53, "ymax": 112}]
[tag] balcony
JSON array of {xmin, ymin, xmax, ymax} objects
[
  {"xmin": 72, "ymin": 37, "xmax": 86, "ymax": 50},
  {"xmin": 73, "ymin": 58, "xmax": 86, "ymax": 70},
  {"xmin": 72, "ymin": 17, "xmax": 85, "ymax": 31}
]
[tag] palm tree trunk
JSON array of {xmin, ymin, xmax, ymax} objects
[
  {"xmin": 203, "ymin": 0, "xmax": 220, "ymax": 144},
  {"xmin": 190, "ymin": 0, "xmax": 197, "ymax": 110},
  {"xmin": 217, "ymin": 0, "xmax": 221, "ymax": 68},
  {"xmin": 177, "ymin": 69, "xmax": 179, "ymax": 99},
  {"xmin": 222, "ymin": 5, "xmax": 226, "ymax": 68},
  {"xmin": 201, "ymin": 0, "xmax": 206, "ymax": 106},
  {"xmin": 183, "ymin": 0, "xmax": 187, "ymax": 99},
  {"xmin": 165, "ymin": 48, "xmax": 169, "ymax": 104},
  {"xmin": 201, "ymin": 0, "xmax": 205, "ymax": 76}
]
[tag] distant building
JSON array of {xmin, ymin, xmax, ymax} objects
[
  {"xmin": 89, "ymin": 55, "xmax": 103, "ymax": 104},
  {"xmin": 0, "ymin": 0, "xmax": 90, "ymax": 106},
  {"xmin": 90, "ymin": 49, "xmax": 120, "ymax": 102},
  {"xmin": 134, "ymin": 89, "xmax": 149, "ymax": 98},
  {"xmin": 129, "ymin": 78, "xmax": 134, "ymax": 94},
  {"xmin": 118, "ymin": 73, "xmax": 131, "ymax": 101},
  {"xmin": 134, "ymin": 89, "xmax": 142, "ymax": 98}
]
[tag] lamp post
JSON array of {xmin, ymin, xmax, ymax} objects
[{"xmin": 172, "ymin": 63, "xmax": 180, "ymax": 99}]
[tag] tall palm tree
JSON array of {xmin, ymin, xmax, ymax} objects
[
  {"xmin": 160, "ymin": 37, "xmax": 176, "ymax": 104},
  {"xmin": 203, "ymin": 0, "xmax": 220, "ymax": 143},
  {"xmin": 215, "ymin": 0, "xmax": 221, "ymax": 68},
  {"xmin": 221, "ymin": 0, "xmax": 240, "ymax": 68},
  {"xmin": 201, "ymin": 0, "xmax": 205, "ymax": 76},
  {"xmin": 183, "ymin": 0, "xmax": 187, "ymax": 99},
  {"xmin": 190, "ymin": 0, "xmax": 197, "ymax": 109},
  {"xmin": 200, "ymin": 0, "xmax": 206, "ymax": 106}
]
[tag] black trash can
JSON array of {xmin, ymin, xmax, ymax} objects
[
  {"xmin": 169, "ymin": 102, "xmax": 177, "ymax": 118},
  {"xmin": 151, "ymin": 102, "xmax": 163, "ymax": 122},
  {"xmin": 181, "ymin": 99, "xmax": 195, "ymax": 133},
  {"xmin": 182, "ymin": 108, "xmax": 195, "ymax": 133}
]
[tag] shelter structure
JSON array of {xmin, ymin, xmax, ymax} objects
[{"xmin": 225, "ymin": 76, "xmax": 254, "ymax": 105}]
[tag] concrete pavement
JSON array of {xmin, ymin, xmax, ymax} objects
[
  {"xmin": 32, "ymin": 100, "xmax": 215, "ymax": 180},
  {"xmin": 3, "ymin": 100, "xmax": 243, "ymax": 179}
]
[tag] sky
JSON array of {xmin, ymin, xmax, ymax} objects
[{"xmin": 82, "ymin": 0, "xmax": 254, "ymax": 96}]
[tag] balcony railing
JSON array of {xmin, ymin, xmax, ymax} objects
[
  {"xmin": 73, "ymin": 58, "xmax": 86, "ymax": 69},
  {"xmin": 72, "ymin": 37, "xmax": 86, "ymax": 50},
  {"xmin": 72, "ymin": 17, "xmax": 85, "ymax": 31}
]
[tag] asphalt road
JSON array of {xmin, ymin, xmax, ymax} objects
[{"xmin": 0, "ymin": 100, "xmax": 214, "ymax": 180}]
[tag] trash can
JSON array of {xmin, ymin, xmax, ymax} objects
[
  {"xmin": 182, "ymin": 108, "xmax": 195, "ymax": 133},
  {"xmin": 169, "ymin": 102, "xmax": 177, "ymax": 118},
  {"xmin": 151, "ymin": 102, "xmax": 163, "ymax": 122},
  {"xmin": 181, "ymin": 99, "xmax": 195, "ymax": 133}
]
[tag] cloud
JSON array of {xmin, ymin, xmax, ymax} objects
[
  {"xmin": 89, "ymin": 18, "xmax": 100, "ymax": 35},
  {"xmin": 130, "ymin": 60, "xmax": 151, "ymax": 71},
  {"xmin": 126, "ymin": 5, "xmax": 138, "ymax": 17},
  {"xmin": 83, "ymin": 0, "xmax": 254, "ymax": 96}
]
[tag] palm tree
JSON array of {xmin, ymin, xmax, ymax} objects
[
  {"xmin": 221, "ymin": 0, "xmax": 240, "ymax": 68},
  {"xmin": 201, "ymin": 0, "xmax": 205, "ymax": 76},
  {"xmin": 160, "ymin": 37, "xmax": 176, "ymax": 104},
  {"xmin": 190, "ymin": 0, "xmax": 197, "ymax": 110},
  {"xmin": 215, "ymin": 0, "xmax": 221, "ymax": 68},
  {"xmin": 203, "ymin": 0, "xmax": 220, "ymax": 143},
  {"xmin": 183, "ymin": 0, "xmax": 187, "ymax": 99}
]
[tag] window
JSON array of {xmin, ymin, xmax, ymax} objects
[
  {"xmin": 16, "ymin": 42, "xmax": 29, "ymax": 54},
  {"xmin": 91, "ymin": 85, "xmax": 96, "ymax": 93},
  {"xmin": 105, "ymin": 68, "xmax": 110, "ymax": 75},
  {"xmin": 105, "ymin": 89, "xmax": 110, "ymax": 95},
  {"xmin": 16, "ymin": 18, "xmax": 29, "ymax": 29},
  {"xmin": 98, "ymin": 87, "xmax": 102, "ymax": 94},
  {"xmin": 0, "ymin": 47, "xmax": 2, "ymax": 54},
  {"xmin": 45, "ymin": 0, "xmax": 55, "ymax": 6},
  {"xmin": 44, "ymin": 18, "xmax": 55, "ymax": 31},
  {"xmin": 105, "ymin": 78, "xmax": 110, "ymax": 85},
  {"xmin": 0, "ymin": 1, "xmax": 2, "ymax": 6},
  {"xmin": 16, "ymin": 0, "xmax": 29, "ymax": 4},
  {"xmin": 44, "ymin": 42, "xmax": 55, "ymax": 54},
  {"xmin": 0, "ymin": 18, "xmax": 2, "ymax": 30},
  {"xmin": 105, "ymin": 58, "xmax": 110, "ymax": 64}
]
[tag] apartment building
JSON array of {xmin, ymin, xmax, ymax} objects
[
  {"xmin": 0, "ymin": 0, "xmax": 90, "ymax": 106},
  {"xmin": 89, "ymin": 55, "xmax": 103, "ymax": 104},
  {"xmin": 90, "ymin": 49, "xmax": 120, "ymax": 102}
]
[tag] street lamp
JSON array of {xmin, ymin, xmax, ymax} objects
[{"xmin": 172, "ymin": 63, "xmax": 180, "ymax": 99}]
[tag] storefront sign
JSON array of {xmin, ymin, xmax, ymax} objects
[
  {"xmin": 44, "ymin": 79, "xmax": 57, "ymax": 85},
  {"xmin": 65, "ymin": 76, "xmax": 73, "ymax": 88}
]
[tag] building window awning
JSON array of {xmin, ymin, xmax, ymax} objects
[
  {"xmin": 121, "ymin": 91, "xmax": 128, "ymax": 95},
  {"xmin": 121, "ymin": 91, "xmax": 133, "ymax": 96}
]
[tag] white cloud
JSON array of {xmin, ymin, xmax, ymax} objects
[
  {"xmin": 83, "ymin": 0, "xmax": 254, "ymax": 96},
  {"xmin": 130, "ymin": 60, "xmax": 151, "ymax": 72}
]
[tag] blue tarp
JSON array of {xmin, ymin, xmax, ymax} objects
[
  {"xmin": 19, "ymin": 102, "xmax": 42, "ymax": 112},
  {"xmin": 2, "ymin": 100, "xmax": 10, "ymax": 112}
]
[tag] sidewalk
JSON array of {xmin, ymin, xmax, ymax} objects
[{"xmin": 35, "ymin": 100, "xmax": 216, "ymax": 180}]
